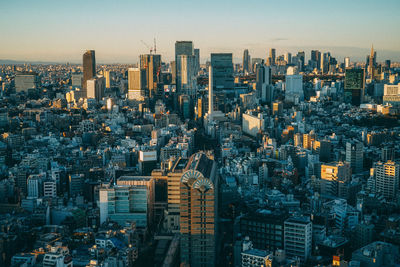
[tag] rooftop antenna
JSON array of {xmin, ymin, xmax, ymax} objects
[{"xmin": 154, "ymin": 38, "xmax": 157, "ymax": 54}]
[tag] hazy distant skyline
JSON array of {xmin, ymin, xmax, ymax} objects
[{"xmin": 2, "ymin": 0, "xmax": 400, "ymax": 63}]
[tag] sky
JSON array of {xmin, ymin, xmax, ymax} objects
[{"xmin": 1, "ymin": 0, "xmax": 400, "ymax": 64}]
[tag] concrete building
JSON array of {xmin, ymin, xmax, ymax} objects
[
  {"xmin": 99, "ymin": 176, "xmax": 154, "ymax": 228},
  {"xmin": 320, "ymin": 162, "xmax": 351, "ymax": 196},
  {"xmin": 242, "ymin": 112, "xmax": 265, "ymax": 137},
  {"xmin": 351, "ymin": 241, "xmax": 398, "ymax": 267},
  {"xmin": 346, "ymin": 141, "xmax": 364, "ymax": 174},
  {"xmin": 241, "ymin": 249, "xmax": 272, "ymax": 267},
  {"xmin": 255, "ymin": 63, "xmax": 272, "ymax": 103},
  {"xmin": 284, "ymin": 216, "xmax": 312, "ymax": 261},
  {"xmin": 373, "ymin": 160, "xmax": 399, "ymax": 200},
  {"xmin": 383, "ymin": 83, "xmax": 400, "ymax": 107},
  {"xmin": 128, "ymin": 68, "xmax": 147, "ymax": 101},
  {"xmin": 87, "ymin": 75, "xmax": 105, "ymax": 101}
]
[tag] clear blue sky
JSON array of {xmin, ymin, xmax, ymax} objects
[{"xmin": 1, "ymin": 0, "xmax": 399, "ymax": 63}]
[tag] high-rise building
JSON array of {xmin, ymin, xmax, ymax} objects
[
  {"xmin": 268, "ymin": 48, "xmax": 276, "ymax": 66},
  {"xmin": 87, "ymin": 75, "xmax": 105, "ymax": 101},
  {"xmin": 99, "ymin": 176, "xmax": 154, "ymax": 228},
  {"xmin": 383, "ymin": 84, "xmax": 400, "ymax": 107},
  {"xmin": 320, "ymin": 162, "xmax": 351, "ymax": 196},
  {"xmin": 297, "ymin": 51, "xmax": 305, "ymax": 70},
  {"xmin": 240, "ymin": 209, "xmax": 288, "ymax": 251},
  {"xmin": 374, "ymin": 161, "xmax": 399, "ymax": 200},
  {"xmin": 321, "ymin": 52, "xmax": 330, "ymax": 74},
  {"xmin": 83, "ymin": 50, "xmax": 96, "ymax": 94},
  {"xmin": 176, "ymin": 54, "xmax": 197, "ymax": 97},
  {"xmin": 128, "ymin": 68, "xmax": 147, "ymax": 101},
  {"xmin": 344, "ymin": 57, "xmax": 350, "ymax": 68},
  {"xmin": 344, "ymin": 68, "xmax": 365, "ymax": 106},
  {"xmin": 175, "ymin": 41, "xmax": 194, "ymax": 92},
  {"xmin": 368, "ymin": 45, "xmax": 377, "ymax": 79},
  {"xmin": 255, "ymin": 62, "xmax": 272, "ymax": 103},
  {"xmin": 311, "ymin": 50, "xmax": 321, "ymax": 70},
  {"xmin": 243, "ymin": 49, "xmax": 251, "ymax": 73},
  {"xmin": 180, "ymin": 152, "xmax": 218, "ymax": 267},
  {"xmin": 210, "ymin": 53, "xmax": 234, "ymax": 92},
  {"xmin": 346, "ymin": 141, "xmax": 363, "ymax": 174},
  {"xmin": 284, "ymin": 216, "xmax": 312, "ymax": 261},
  {"xmin": 104, "ymin": 70, "xmax": 111, "ymax": 89},
  {"xmin": 140, "ymin": 54, "xmax": 161, "ymax": 98},
  {"xmin": 284, "ymin": 52, "xmax": 292, "ymax": 65},
  {"xmin": 285, "ymin": 67, "xmax": 303, "ymax": 102},
  {"xmin": 194, "ymin": 48, "xmax": 200, "ymax": 73}
]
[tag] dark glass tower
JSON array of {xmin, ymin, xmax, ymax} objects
[{"xmin": 82, "ymin": 50, "xmax": 96, "ymax": 95}]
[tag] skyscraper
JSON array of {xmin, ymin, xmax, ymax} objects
[
  {"xmin": 243, "ymin": 49, "xmax": 251, "ymax": 73},
  {"xmin": 82, "ymin": 50, "xmax": 96, "ymax": 95},
  {"xmin": 368, "ymin": 45, "xmax": 376, "ymax": 79},
  {"xmin": 374, "ymin": 161, "xmax": 399, "ymax": 200},
  {"xmin": 344, "ymin": 68, "xmax": 365, "ymax": 106},
  {"xmin": 346, "ymin": 141, "xmax": 363, "ymax": 174},
  {"xmin": 268, "ymin": 48, "xmax": 276, "ymax": 66},
  {"xmin": 128, "ymin": 68, "xmax": 147, "ymax": 101},
  {"xmin": 176, "ymin": 54, "xmax": 197, "ymax": 97},
  {"xmin": 194, "ymin": 48, "xmax": 200, "ymax": 74},
  {"xmin": 180, "ymin": 152, "xmax": 218, "ymax": 267},
  {"xmin": 255, "ymin": 62, "xmax": 272, "ymax": 103},
  {"xmin": 311, "ymin": 50, "xmax": 321, "ymax": 69},
  {"xmin": 210, "ymin": 53, "xmax": 234, "ymax": 110},
  {"xmin": 344, "ymin": 57, "xmax": 350, "ymax": 68},
  {"xmin": 175, "ymin": 41, "xmax": 194, "ymax": 92},
  {"xmin": 284, "ymin": 52, "xmax": 292, "ymax": 65},
  {"xmin": 140, "ymin": 54, "xmax": 161, "ymax": 98}
]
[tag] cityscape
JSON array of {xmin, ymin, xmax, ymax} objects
[{"xmin": 1, "ymin": 1, "xmax": 400, "ymax": 267}]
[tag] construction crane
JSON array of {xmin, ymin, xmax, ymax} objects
[{"xmin": 140, "ymin": 40, "xmax": 153, "ymax": 54}]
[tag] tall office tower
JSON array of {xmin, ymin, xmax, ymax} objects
[
  {"xmin": 344, "ymin": 57, "xmax": 350, "ymax": 68},
  {"xmin": 208, "ymin": 66, "xmax": 214, "ymax": 116},
  {"xmin": 176, "ymin": 54, "xmax": 197, "ymax": 97},
  {"xmin": 284, "ymin": 52, "xmax": 292, "ymax": 65},
  {"xmin": 210, "ymin": 53, "xmax": 234, "ymax": 110},
  {"xmin": 344, "ymin": 68, "xmax": 365, "ymax": 106},
  {"xmin": 285, "ymin": 67, "xmax": 304, "ymax": 102},
  {"xmin": 175, "ymin": 41, "xmax": 194, "ymax": 92},
  {"xmin": 284, "ymin": 216, "xmax": 312, "ymax": 261},
  {"xmin": 128, "ymin": 68, "xmax": 147, "ymax": 101},
  {"xmin": 311, "ymin": 50, "xmax": 321, "ymax": 69},
  {"xmin": 180, "ymin": 152, "xmax": 218, "ymax": 267},
  {"xmin": 346, "ymin": 141, "xmax": 364, "ymax": 174},
  {"xmin": 374, "ymin": 161, "xmax": 399, "ymax": 200},
  {"xmin": 140, "ymin": 54, "xmax": 161, "ymax": 98},
  {"xmin": 368, "ymin": 45, "xmax": 376, "ymax": 79},
  {"xmin": 210, "ymin": 53, "xmax": 234, "ymax": 91},
  {"xmin": 104, "ymin": 70, "xmax": 111, "ymax": 88},
  {"xmin": 297, "ymin": 51, "xmax": 305, "ymax": 71},
  {"xmin": 99, "ymin": 176, "xmax": 154, "ymax": 228},
  {"xmin": 255, "ymin": 62, "xmax": 272, "ymax": 103},
  {"xmin": 87, "ymin": 75, "xmax": 105, "ymax": 101},
  {"xmin": 194, "ymin": 48, "xmax": 200, "ymax": 73},
  {"xmin": 243, "ymin": 49, "xmax": 251, "ymax": 73},
  {"xmin": 268, "ymin": 48, "xmax": 276, "ymax": 66},
  {"xmin": 320, "ymin": 162, "xmax": 351, "ymax": 196},
  {"xmin": 82, "ymin": 50, "xmax": 96, "ymax": 95},
  {"xmin": 320, "ymin": 52, "xmax": 330, "ymax": 74}
]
